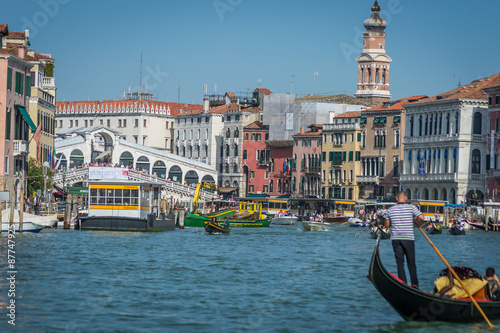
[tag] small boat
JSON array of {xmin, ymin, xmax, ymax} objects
[
  {"xmin": 301, "ymin": 220, "xmax": 332, "ymax": 231},
  {"xmin": 448, "ymin": 226, "xmax": 466, "ymax": 235},
  {"xmin": 2, "ymin": 222, "xmax": 44, "ymax": 233},
  {"xmin": 323, "ymin": 214, "xmax": 348, "ymax": 223},
  {"xmin": 348, "ymin": 218, "xmax": 366, "ymax": 228},
  {"xmin": 466, "ymin": 220, "xmax": 500, "ymax": 231},
  {"xmin": 204, "ymin": 222, "xmax": 231, "ymax": 235},
  {"xmin": 370, "ymin": 226, "xmax": 390, "ymax": 239},
  {"xmin": 427, "ymin": 226, "xmax": 442, "ymax": 234},
  {"xmin": 368, "ymin": 238, "xmax": 500, "ymax": 323},
  {"xmin": 271, "ymin": 215, "xmax": 298, "ymax": 225},
  {"xmin": 185, "ymin": 202, "xmax": 271, "ymax": 228}
]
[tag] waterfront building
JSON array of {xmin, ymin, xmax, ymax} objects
[
  {"xmin": 291, "ymin": 125, "xmax": 322, "ymax": 198},
  {"xmin": 484, "ymin": 85, "xmax": 500, "ymax": 201},
  {"xmin": 401, "ymin": 74, "xmax": 500, "ymax": 204},
  {"xmin": 355, "ymin": 0, "xmax": 392, "ymax": 105},
  {"xmin": 55, "ymin": 99, "xmax": 201, "ymax": 153},
  {"xmin": 0, "ymin": 24, "xmax": 36, "ymax": 199},
  {"xmin": 321, "ymin": 113, "xmax": 362, "ymax": 200},
  {"xmin": 242, "ymin": 121, "xmax": 269, "ymax": 196},
  {"xmin": 358, "ymin": 96, "xmax": 426, "ymax": 199}
]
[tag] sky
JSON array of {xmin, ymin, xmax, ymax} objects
[{"xmin": 3, "ymin": 0, "xmax": 500, "ymax": 104}]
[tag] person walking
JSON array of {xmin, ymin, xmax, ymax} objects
[{"xmin": 384, "ymin": 191, "xmax": 424, "ymax": 288}]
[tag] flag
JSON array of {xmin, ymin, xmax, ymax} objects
[
  {"xmin": 32, "ymin": 124, "xmax": 42, "ymax": 167},
  {"xmin": 52, "ymin": 146, "xmax": 56, "ymax": 168},
  {"xmin": 419, "ymin": 159, "xmax": 425, "ymax": 176},
  {"xmin": 48, "ymin": 151, "xmax": 52, "ymax": 167}
]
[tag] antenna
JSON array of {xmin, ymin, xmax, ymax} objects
[
  {"xmin": 314, "ymin": 71, "xmax": 319, "ymax": 95},
  {"xmin": 257, "ymin": 78, "xmax": 261, "ymax": 87},
  {"xmin": 213, "ymin": 83, "xmax": 217, "ymax": 94},
  {"xmin": 290, "ymin": 74, "xmax": 295, "ymax": 95},
  {"xmin": 178, "ymin": 77, "xmax": 181, "ymax": 103},
  {"xmin": 204, "ymin": 83, "xmax": 208, "ymax": 94},
  {"xmin": 139, "ymin": 53, "xmax": 143, "ymax": 93}
]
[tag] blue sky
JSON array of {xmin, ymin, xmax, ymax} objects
[{"xmin": 4, "ymin": 0, "xmax": 500, "ymax": 104}]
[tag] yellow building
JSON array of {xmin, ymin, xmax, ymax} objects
[
  {"xmin": 27, "ymin": 51, "xmax": 56, "ymax": 165},
  {"xmin": 321, "ymin": 112, "xmax": 362, "ymax": 200}
]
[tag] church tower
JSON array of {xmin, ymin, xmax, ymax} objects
[{"xmin": 355, "ymin": 1, "xmax": 392, "ymax": 103}]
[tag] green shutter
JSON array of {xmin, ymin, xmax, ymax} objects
[
  {"xmin": 25, "ymin": 75, "xmax": 31, "ymax": 97},
  {"xmin": 357, "ymin": 133, "xmax": 361, "ymax": 142},
  {"xmin": 374, "ymin": 117, "xmax": 380, "ymax": 124},
  {"xmin": 349, "ymin": 151, "xmax": 353, "ymax": 162},
  {"xmin": 5, "ymin": 109, "xmax": 11, "ymax": 139},
  {"xmin": 342, "ymin": 151, "xmax": 346, "ymax": 161},
  {"xmin": 322, "ymin": 152, "xmax": 326, "ymax": 162},
  {"xmin": 19, "ymin": 73, "xmax": 24, "ymax": 95},
  {"xmin": 7, "ymin": 68, "xmax": 12, "ymax": 91}
]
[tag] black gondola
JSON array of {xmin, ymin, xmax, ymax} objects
[
  {"xmin": 427, "ymin": 226, "xmax": 442, "ymax": 234},
  {"xmin": 368, "ymin": 238, "xmax": 500, "ymax": 323},
  {"xmin": 204, "ymin": 222, "xmax": 231, "ymax": 235},
  {"xmin": 448, "ymin": 227, "xmax": 466, "ymax": 235},
  {"xmin": 370, "ymin": 227, "xmax": 390, "ymax": 239}
]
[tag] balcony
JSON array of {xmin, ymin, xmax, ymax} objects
[
  {"xmin": 494, "ymin": 170, "xmax": 500, "ymax": 179},
  {"xmin": 399, "ymin": 173, "xmax": 457, "ymax": 183},
  {"xmin": 331, "ymin": 160, "xmax": 343, "ymax": 168},
  {"xmin": 258, "ymin": 159, "xmax": 270, "ymax": 166},
  {"xmin": 323, "ymin": 123, "xmax": 361, "ymax": 131},
  {"xmin": 42, "ymin": 76, "xmax": 56, "ymax": 89},
  {"xmin": 356, "ymin": 175, "xmax": 379, "ymax": 184},
  {"xmin": 305, "ymin": 166, "xmax": 321, "ymax": 173},
  {"xmin": 403, "ymin": 134, "xmax": 459, "ymax": 145},
  {"xmin": 13, "ymin": 140, "xmax": 28, "ymax": 156}
]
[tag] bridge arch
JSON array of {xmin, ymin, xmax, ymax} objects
[
  {"xmin": 136, "ymin": 156, "xmax": 150, "ymax": 173},
  {"xmin": 56, "ymin": 153, "xmax": 67, "ymax": 170},
  {"xmin": 168, "ymin": 165, "xmax": 183, "ymax": 183},
  {"xmin": 152, "ymin": 160, "xmax": 167, "ymax": 179},
  {"xmin": 119, "ymin": 151, "xmax": 134, "ymax": 168},
  {"xmin": 185, "ymin": 170, "xmax": 199, "ymax": 185},
  {"xmin": 70, "ymin": 149, "xmax": 84, "ymax": 168}
]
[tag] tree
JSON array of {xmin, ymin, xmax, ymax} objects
[{"xmin": 27, "ymin": 157, "xmax": 54, "ymax": 198}]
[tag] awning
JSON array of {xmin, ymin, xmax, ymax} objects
[
  {"xmin": 96, "ymin": 150, "xmax": 111, "ymax": 160},
  {"xmin": 219, "ymin": 187, "xmax": 236, "ymax": 193},
  {"xmin": 15, "ymin": 104, "xmax": 37, "ymax": 132}
]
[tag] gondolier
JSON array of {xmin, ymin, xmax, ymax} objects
[{"xmin": 384, "ymin": 191, "xmax": 424, "ymax": 288}]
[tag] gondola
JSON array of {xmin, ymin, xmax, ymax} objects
[
  {"xmin": 427, "ymin": 226, "xmax": 442, "ymax": 234},
  {"xmin": 370, "ymin": 227, "xmax": 390, "ymax": 239},
  {"xmin": 368, "ymin": 238, "xmax": 500, "ymax": 323},
  {"xmin": 204, "ymin": 222, "xmax": 231, "ymax": 235},
  {"xmin": 448, "ymin": 226, "xmax": 466, "ymax": 235}
]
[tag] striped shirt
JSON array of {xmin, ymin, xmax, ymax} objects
[{"xmin": 386, "ymin": 203, "xmax": 422, "ymax": 241}]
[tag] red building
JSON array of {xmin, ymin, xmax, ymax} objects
[
  {"xmin": 242, "ymin": 121, "xmax": 293, "ymax": 196},
  {"xmin": 485, "ymin": 85, "xmax": 500, "ymax": 200}
]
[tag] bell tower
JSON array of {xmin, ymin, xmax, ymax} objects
[{"xmin": 355, "ymin": 1, "xmax": 392, "ymax": 103}]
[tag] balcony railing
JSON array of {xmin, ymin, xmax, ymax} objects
[
  {"xmin": 258, "ymin": 159, "xmax": 270, "ymax": 166},
  {"xmin": 305, "ymin": 166, "xmax": 321, "ymax": 173},
  {"xmin": 356, "ymin": 175, "xmax": 379, "ymax": 184},
  {"xmin": 331, "ymin": 160, "xmax": 343, "ymax": 167},
  {"xmin": 42, "ymin": 77, "xmax": 56, "ymax": 88},
  {"xmin": 13, "ymin": 140, "xmax": 28, "ymax": 156},
  {"xmin": 494, "ymin": 170, "xmax": 500, "ymax": 179}
]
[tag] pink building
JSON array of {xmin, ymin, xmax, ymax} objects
[
  {"xmin": 485, "ymin": 85, "xmax": 500, "ymax": 200},
  {"xmin": 291, "ymin": 124, "xmax": 322, "ymax": 197}
]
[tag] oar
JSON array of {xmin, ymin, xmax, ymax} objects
[
  {"xmin": 416, "ymin": 225, "xmax": 493, "ymax": 328},
  {"xmin": 341, "ymin": 220, "xmax": 349, "ymax": 225},
  {"xmin": 355, "ymin": 222, "xmax": 373, "ymax": 237}
]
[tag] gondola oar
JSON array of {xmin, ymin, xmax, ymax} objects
[
  {"xmin": 416, "ymin": 225, "xmax": 494, "ymax": 328},
  {"xmin": 355, "ymin": 222, "xmax": 373, "ymax": 237}
]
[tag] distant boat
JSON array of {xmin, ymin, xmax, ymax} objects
[
  {"xmin": 1, "ymin": 209, "xmax": 58, "ymax": 228},
  {"xmin": 448, "ymin": 226, "xmax": 466, "ymax": 235},
  {"xmin": 301, "ymin": 221, "xmax": 332, "ymax": 231},
  {"xmin": 348, "ymin": 218, "xmax": 366, "ymax": 228},
  {"xmin": 2, "ymin": 222, "xmax": 44, "ymax": 233},
  {"xmin": 427, "ymin": 226, "xmax": 442, "ymax": 234},
  {"xmin": 185, "ymin": 202, "xmax": 271, "ymax": 228},
  {"xmin": 323, "ymin": 214, "xmax": 348, "ymax": 223},
  {"xmin": 204, "ymin": 222, "xmax": 231, "ymax": 235},
  {"xmin": 271, "ymin": 215, "xmax": 298, "ymax": 225}
]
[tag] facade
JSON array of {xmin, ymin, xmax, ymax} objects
[
  {"xmin": 321, "ymin": 113, "xmax": 362, "ymax": 200},
  {"xmin": 291, "ymin": 125, "xmax": 322, "ymax": 198},
  {"xmin": 55, "ymin": 99, "xmax": 202, "ymax": 153},
  {"xmin": 484, "ymin": 85, "xmax": 500, "ymax": 201},
  {"xmin": 0, "ymin": 24, "xmax": 36, "ymax": 201},
  {"xmin": 355, "ymin": 0, "xmax": 392, "ymax": 104},
  {"xmin": 401, "ymin": 74, "xmax": 500, "ymax": 204},
  {"xmin": 265, "ymin": 141, "xmax": 294, "ymax": 197},
  {"xmin": 358, "ymin": 96, "xmax": 426, "ymax": 199},
  {"xmin": 242, "ymin": 121, "xmax": 270, "ymax": 196}
]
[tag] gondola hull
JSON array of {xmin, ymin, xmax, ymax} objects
[
  {"xmin": 427, "ymin": 227, "xmax": 442, "ymax": 234},
  {"xmin": 204, "ymin": 222, "xmax": 231, "ymax": 234},
  {"xmin": 370, "ymin": 228, "xmax": 391, "ymax": 239},
  {"xmin": 448, "ymin": 227, "xmax": 466, "ymax": 235},
  {"xmin": 368, "ymin": 238, "xmax": 500, "ymax": 323}
]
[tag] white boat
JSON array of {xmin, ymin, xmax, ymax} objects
[
  {"xmin": 1, "ymin": 221, "xmax": 44, "ymax": 233},
  {"xmin": 271, "ymin": 214, "xmax": 298, "ymax": 225},
  {"xmin": 348, "ymin": 218, "xmax": 367, "ymax": 228},
  {"xmin": 1, "ymin": 209, "xmax": 58, "ymax": 228},
  {"xmin": 301, "ymin": 221, "xmax": 332, "ymax": 231}
]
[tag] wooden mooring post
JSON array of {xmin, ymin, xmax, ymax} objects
[{"xmin": 19, "ymin": 188, "xmax": 24, "ymax": 233}]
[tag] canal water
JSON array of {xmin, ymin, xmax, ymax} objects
[{"xmin": 1, "ymin": 224, "xmax": 499, "ymax": 332}]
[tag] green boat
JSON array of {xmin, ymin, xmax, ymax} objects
[{"xmin": 184, "ymin": 202, "xmax": 271, "ymax": 228}]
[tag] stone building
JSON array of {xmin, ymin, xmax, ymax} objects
[{"xmin": 292, "ymin": 124, "xmax": 322, "ymax": 198}]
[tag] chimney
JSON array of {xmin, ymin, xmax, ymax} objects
[
  {"xmin": 300, "ymin": 127, "xmax": 304, "ymax": 135},
  {"xmin": 203, "ymin": 98, "xmax": 209, "ymax": 113},
  {"xmin": 17, "ymin": 46, "xmax": 26, "ymax": 59}
]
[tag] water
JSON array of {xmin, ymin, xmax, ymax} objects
[{"xmin": 1, "ymin": 224, "xmax": 499, "ymax": 332}]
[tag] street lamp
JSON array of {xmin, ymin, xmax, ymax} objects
[
  {"xmin": 43, "ymin": 161, "xmax": 50, "ymax": 206},
  {"xmin": 62, "ymin": 173, "xmax": 66, "ymax": 204}
]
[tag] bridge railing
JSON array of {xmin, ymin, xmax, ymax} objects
[{"xmin": 53, "ymin": 167, "xmax": 219, "ymax": 200}]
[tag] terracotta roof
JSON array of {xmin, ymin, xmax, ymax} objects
[
  {"xmin": 335, "ymin": 111, "xmax": 361, "ymax": 118},
  {"xmin": 292, "ymin": 130, "xmax": 322, "ymax": 137},
  {"xmin": 241, "ymin": 106, "xmax": 261, "ymax": 113},
  {"xmin": 297, "ymin": 93, "xmax": 377, "ymax": 106},
  {"xmin": 208, "ymin": 104, "xmax": 233, "ymax": 114},
  {"xmin": 56, "ymin": 100, "xmax": 202, "ymax": 116},
  {"xmin": 0, "ymin": 24, "xmax": 8, "ymax": 34},
  {"xmin": 244, "ymin": 121, "xmax": 269, "ymax": 130},
  {"xmin": 308, "ymin": 123, "xmax": 323, "ymax": 129},
  {"xmin": 7, "ymin": 31, "xmax": 25, "ymax": 38},
  {"xmin": 255, "ymin": 88, "xmax": 272, "ymax": 95},
  {"xmin": 364, "ymin": 95, "xmax": 427, "ymax": 112},
  {"xmin": 419, "ymin": 73, "xmax": 500, "ymax": 103},
  {"xmin": 265, "ymin": 140, "xmax": 294, "ymax": 148},
  {"xmin": 226, "ymin": 92, "xmax": 236, "ymax": 99},
  {"xmin": 26, "ymin": 50, "xmax": 53, "ymax": 61}
]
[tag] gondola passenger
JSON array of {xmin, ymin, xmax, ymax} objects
[{"xmin": 485, "ymin": 267, "xmax": 500, "ymax": 301}]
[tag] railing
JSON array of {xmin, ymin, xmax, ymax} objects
[
  {"xmin": 42, "ymin": 76, "xmax": 56, "ymax": 88},
  {"xmin": 323, "ymin": 123, "xmax": 361, "ymax": 131},
  {"xmin": 403, "ymin": 134, "xmax": 459, "ymax": 144},
  {"xmin": 258, "ymin": 159, "xmax": 270, "ymax": 166},
  {"xmin": 494, "ymin": 170, "xmax": 500, "ymax": 179},
  {"xmin": 399, "ymin": 173, "xmax": 457, "ymax": 182},
  {"xmin": 356, "ymin": 175, "xmax": 379, "ymax": 184},
  {"xmin": 331, "ymin": 160, "xmax": 343, "ymax": 167},
  {"xmin": 13, "ymin": 140, "xmax": 28, "ymax": 156},
  {"xmin": 305, "ymin": 166, "xmax": 321, "ymax": 173}
]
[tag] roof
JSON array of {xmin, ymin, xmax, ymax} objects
[
  {"xmin": 225, "ymin": 92, "xmax": 236, "ymax": 99},
  {"xmin": 265, "ymin": 140, "xmax": 294, "ymax": 148},
  {"xmin": 296, "ymin": 93, "xmax": 378, "ymax": 106},
  {"xmin": 292, "ymin": 130, "xmax": 322, "ymax": 137},
  {"xmin": 7, "ymin": 31, "xmax": 25, "ymax": 38},
  {"xmin": 26, "ymin": 50, "xmax": 53, "ymax": 61},
  {"xmin": 244, "ymin": 121, "xmax": 269, "ymax": 130},
  {"xmin": 308, "ymin": 124, "xmax": 323, "ymax": 129},
  {"xmin": 208, "ymin": 104, "xmax": 233, "ymax": 114},
  {"xmin": 0, "ymin": 24, "xmax": 8, "ymax": 34},
  {"xmin": 255, "ymin": 88, "xmax": 272, "ymax": 95},
  {"xmin": 56, "ymin": 100, "xmax": 202, "ymax": 116},
  {"xmin": 334, "ymin": 111, "xmax": 361, "ymax": 118},
  {"xmin": 418, "ymin": 73, "xmax": 500, "ymax": 103},
  {"xmin": 364, "ymin": 95, "xmax": 428, "ymax": 112}
]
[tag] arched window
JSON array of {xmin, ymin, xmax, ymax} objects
[
  {"xmin": 473, "ymin": 112, "xmax": 482, "ymax": 135},
  {"xmin": 226, "ymin": 128, "xmax": 231, "ymax": 138},
  {"xmin": 361, "ymin": 68, "xmax": 365, "ymax": 84},
  {"xmin": 368, "ymin": 68, "xmax": 372, "ymax": 83},
  {"xmin": 234, "ymin": 128, "xmax": 239, "ymax": 138},
  {"xmin": 419, "ymin": 116, "xmax": 423, "ymax": 136},
  {"xmin": 382, "ymin": 69, "xmax": 386, "ymax": 84},
  {"xmin": 455, "ymin": 113, "xmax": 460, "ymax": 134},
  {"xmin": 410, "ymin": 116, "xmax": 414, "ymax": 137},
  {"xmin": 471, "ymin": 149, "xmax": 481, "ymax": 174},
  {"xmin": 375, "ymin": 68, "xmax": 379, "ymax": 83},
  {"xmin": 270, "ymin": 179, "xmax": 274, "ymax": 193},
  {"xmin": 429, "ymin": 115, "xmax": 433, "ymax": 135},
  {"xmin": 446, "ymin": 113, "xmax": 450, "ymax": 135}
]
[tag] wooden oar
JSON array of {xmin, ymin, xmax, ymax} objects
[
  {"xmin": 355, "ymin": 222, "xmax": 373, "ymax": 237},
  {"xmin": 416, "ymin": 225, "xmax": 493, "ymax": 328},
  {"xmin": 341, "ymin": 220, "xmax": 349, "ymax": 225}
]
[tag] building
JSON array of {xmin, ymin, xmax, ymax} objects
[
  {"xmin": 241, "ymin": 121, "xmax": 269, "ymax": 196},
  {"xmin": 355, "ymin": 0, "xmax": 392, "ymax": 104},
  {"xmin": 291, "ymin": 125, "xmax": 322, "ymax": 198},
  {"xmin": 321, "ymin": 113, "xmax": 362, "ymax": 200},
  {"xmin": 0, "ymin": 24, "xmax": 37, "ymax": 201},
  {"xmin": 401, "ymin": 73, "xmax": 500, "ymax": 204},
  {"xmin": 358, "ymin": 96, "xmax": 427, "ymax": 199},
  {"xmin": 484, "ymin": 85, "xmax": 500, "ymax": 201},
  {"xmin": 55, "ymin": 99, "xmax": 202, "ymax": 153}
]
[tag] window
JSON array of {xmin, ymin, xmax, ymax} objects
[
  {"xmin": 248, "ymin": 185, "xmax": 254, "ymax": 193},
  {"xmin": 117, "ymin": 119, "xmax": 121, "ymax": 127},
  {"xmin": 75, "ymin": 120, "xmax": 79, "ymax": 127},
  {"xmin": 394, "ymin": 130, "xmax": 400, "ymax": 148},
  {"xmin": 471, "ymin": 149, "xmax": 480, "ymax": 174},
  {"xmin": 4, "ymin": 156, "xmax": 8, "ymax": 174},
  {"xmin": 133, "ymin": 135, "xmax": 138, "ymax": 143},
  {"xmin": 59, "ymin": 120, "xmax": 63, "ymax": 128},
  {"xmin": 107, "ymin": 119, "xmax": 110, "ymax": 127},
  {"xmin": 349, "ymin": 151, "xmax": 353, "ymax": 162},
  {"xmin": 69, "ymin": 120, "xmax": 73, "ymax": 127},
  {"xmin": 350, "ymin": 133, "xmax": 354, "ymax": 142},
  {"xmin": 134, "ymin": 119, "xmax": 139, "ymax": 127},
  {"xmin": 144, "ymin": 119, "xmax": 147, "ymax": 127},
  {"xmin": 263, "ymin": 185, "xmax": 268, "ymax": 193},
  {"xmin": 489, "ymin": 96, "xmax": 493, "ymax": 106},
  {"xmin": 250, "ymin": 170, "xmax": 254, "ymax": 178},
  {"xmin": 244, "ymin": 133, "xmax": 249, "ymax": 141},
  {"xmin": 7, "ymin": 67, "xmax": 12, "ymax": 91},
  {"xmin": 394, "ymin": 157, "xmax": 399, "ymax": 177},
  {"xmin": 243, "ymin": 150, "xmax": 248, "ymax": 160},
  {"xmin": 473, "ymin": 112, "xmax": 482, "ymax": 135},
  {"xmin": 90, "ymin": 120, "xmax": 94, "ymax": 126},
  {"xmin": 123, "ymin": 119, "xmax": 126, "ymax": 127},
  {"xmin": 496, "ymin": 95, "xmax": 500, "ymax": 105}
]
